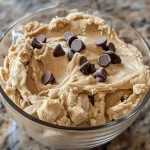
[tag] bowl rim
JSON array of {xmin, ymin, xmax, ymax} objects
[{"xmin": 0, "ymin": 6, "xmax": 150, "ymax": 131}]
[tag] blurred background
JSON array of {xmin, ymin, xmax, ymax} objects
[
  {"xmin": 0, "ymin": 0, "xmax": 150, "ymax": 150},
  {"xmin": 0, "ymin": 0, "xmax": 150, "ymax": 45}
]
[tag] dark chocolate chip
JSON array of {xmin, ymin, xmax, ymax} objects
[
  {"xmin": 105, "ymin": 51, "xmax": 121, "ymax": 64},
  {"xmin": 93, "ymin": 70, "xmax": 100, "ymax": 78},
  {"xmin": 99, "ymin": 67, "xmax": 108, "ymax": 79},
  {"xmin": 103, "ymin": 45, "xmax": 110, "ymax": 51},
  {"xmin": 111, "ymin": 54, "xmax": 121, "ymax": 64},
  {"xmin": 89, "ymin": 96, "xmax": 94, "ymax": 105},
  {"xmin": 80, "ymin": 56, "xmax": 87, "ymax": 66},
  {"xmin": 68, "ymin": 49, "xmax": 75, "ymax": 61},
  {"xmin": 95, "ymin": 37, "xmax": 107, "ymax": 47},
  {"xmin": 36, "ymin": 34, "xmax": 46, "ymax": 43},
  {"xmin": 42, "ymin": 71, "xmax": 55, "ymax": 85},
  {"xmin": 104, "ymin": 50, "xmax": 116, "ymax": 60},
  {"xmin": 53, "ymin": 44, "xmax": 65, "ymax": 57},
  {"xmin": 98, "ymin": 54, "xmax": 111, "ymax": 67},
  {"xmin": 67, "ymin": 36, "xmax": 78, "ymax": 47},
  {"xmin": 108, "ymin": 42, "xmax": 116, "ymax": 52},
  {"xmin": 90, "ymin": 64, "xmax": 96, "ymax": 73},
  {"xmin": 63, "ymin": 32, "xmax": 75, "ymax": 40},
  {"xmin": 93, "ymin": 67, "xmax": 108, "ymax": 79},
  {"xmin": 71, "ymin": 39, "xmax": 85, "ymax": 52},
  {"xmin": 31, "ymin": 38, "xmax": 42, "ymax": 49},
  {"xmin": 93, "ymin": 67, "xmax": 108, "ymax": 82},
  {"xmin": 80, "ymin": 62, "xmax": 91, "ymax": 75}
]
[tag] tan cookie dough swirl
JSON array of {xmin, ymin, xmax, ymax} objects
[{"xmin": 0, "ymin": 13, "xmax": 150, "ymax": 127}]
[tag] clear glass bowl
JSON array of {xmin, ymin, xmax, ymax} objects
[{"xmin": 0, "ymin": 6, "xmax": 150, "ymax": 150}]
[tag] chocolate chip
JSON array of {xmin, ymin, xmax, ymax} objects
[
  {"xmin": 93, "ymin": 70, "xmax": 101, "ymax": 78},
  {"xmin": 67, "ymin": 36, "xmax": 78, "ymax": 47},
  {"xmin": 89, "ymin": 96, "xmax": 94, "ymax": 105},
  {"xmin": 31, "ymin": 38, "xmax": 42, "ymax": 49},
  {"xmin": 95, "ymin": 37, "xmax": 107, "ymax": 47},
  {"xmin": 36, "ymin": 34, "xmax": 46, "ymax": 43},
  {"xmin": 103, "ymin": 45, "xmax": 110, "ymax": 51},
  {"xmin": 108, "ymin": 42, "xmax": 116, "ymax": 52},
  {"xmin": 80, "ymin": 56, "xmax": 87, "ymax": 66},
  {"xmin": 53, "ymin": 44, "xmax": 65, "ymax": 57},
  {"xmin": 104, "ymin": 50, "xmax": 116, "ymax": 59},
  {"xmin": 98, "ymin": 54, "xmax": 111, "ymax": 67},
  {"xmin": 94, "ymin": 67, "xmax": 108, "ymax": 79},
  {"xmin": 63, "ymin": 32, "xmax": 75, "ymax": 40},
  {"xmin": 42, "ymin": 72, "xmax": 55, "ymax": 85},
  {"xmin": 93, "ymin": 67, "xmax": 108, "ymax": 82},
  {"xmin": 68, "ymin": 49, "xmax": 75, "ymax": 61},
  {"xmin": 90, "ymin": 64, "xmax": 96, "ymax": 73},
  {"xmin": 111, "ymin": 54, "xmax": 121, "ymax": 64},
  {"xmin": 80, "ymin": 62, "xmax": 91, "ymax": 75},
  {"xmin": 99, "ymin": 68, "xmax": 108, "ymax": 79},
  {"xmin": 71, "ymin": 39, "xmax": 85, "ymax": 52},
  {"xmin": 105, "ymin": 51, "xmax": 121, "ymax": 64}
]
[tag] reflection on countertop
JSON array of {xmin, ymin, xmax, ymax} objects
[{"xmin": 0, "ymin": 0, "xmax": 150, "ymax": 150}]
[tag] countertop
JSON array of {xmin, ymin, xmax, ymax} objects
[{"xmin": 0, "ymin": 0, "xmax": 150, "ymax": 150}]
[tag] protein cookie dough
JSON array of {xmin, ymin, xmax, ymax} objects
[{"xmin": 0, "ymin": 12, "xmax": 150, "ymax": 127}]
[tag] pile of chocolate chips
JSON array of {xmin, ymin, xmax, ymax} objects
[
  {"xmin": 31, "ymin": 31, "xmax": 86, "ymax": 85},
  {"xmin": 63, "ymin": 32, "xmax": 97, "ymax": 75},
  {"xmin": 95, "ymin": 37, "xmax": 121, "ymax": 67},
  {"xmin": 63, "ymin": 32, "xmax": 96, "ymax": 75},
  {"xmin": 63, "ymin": 31, "xmax": 86, "ymax": 61},
  {"xmin": 31, "ymin": 33, "xmax": 122, "ymax": 85},
  {"xmin": 31, "ymin": 34, "xmax": 66, "ymax": 58},
  {"xmin": 91, "ymin": 37, "xmax": 122, "ymax": 82},
  {"xmin": 78, "ymin": 36, "xmax": 121, "ymax": 82}
]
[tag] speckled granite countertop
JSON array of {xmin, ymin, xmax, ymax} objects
[{"xmin": 0, "ymin": 0, "xmax": 150, "ymax": 150}]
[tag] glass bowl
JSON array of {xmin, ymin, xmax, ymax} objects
[{"xmin": 0, "ymin": 6, "xmax": 150, "ymax": 150}]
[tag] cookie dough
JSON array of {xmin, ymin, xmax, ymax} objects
[{"xmin": 1, "ymin": 13, "xmax": 150, "ymax": 127}]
